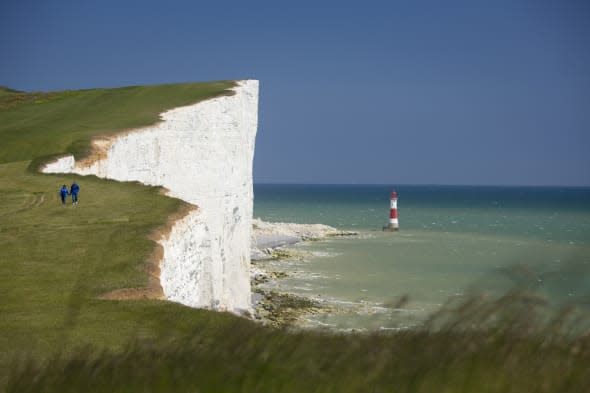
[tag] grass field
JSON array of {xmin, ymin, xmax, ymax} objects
[
  {"xmin": 1, "ymin": 83, "xmax": 589, "ymax": 392},
  {"xmin": 0, "ymin": 82, "xmax": 235, "ymax": 168}
]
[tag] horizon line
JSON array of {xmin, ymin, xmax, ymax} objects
[{"xmin": 253, "ymin": 181, "xmax": 590, "ymax": 189}]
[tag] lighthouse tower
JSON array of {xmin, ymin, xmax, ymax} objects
[{"xmin": 383, "ymin": 190, "xmax": 399, "ymax": 232}]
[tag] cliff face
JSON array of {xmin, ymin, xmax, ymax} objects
[{"xmin": 43, "ymin": 80, "xmax": 259, "ymax": 313}]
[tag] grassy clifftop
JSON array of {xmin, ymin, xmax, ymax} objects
[
  {"xmin": 0, "ymin": 86, "xmax": 22, "ymax": 97},
  {"xmin": 0, "ymin": 81, "xmax": 244, "ymax": 386},
  {"xmin": 0, "ymin": 81, "xmax": 235, "ymax": 169}
]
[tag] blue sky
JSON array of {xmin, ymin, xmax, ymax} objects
[{"xmin": 1, "ymin": 0, "xmax": 589, "ymax": 186}]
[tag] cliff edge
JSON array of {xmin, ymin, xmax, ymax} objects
[{"xmin": 43, "ymin": 80, "xmax": 259, "ymax": 313}]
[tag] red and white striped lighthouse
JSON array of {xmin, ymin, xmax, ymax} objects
[{"xmin": 383, "ymin": 190, "xmax": 399, "ymax": 232}]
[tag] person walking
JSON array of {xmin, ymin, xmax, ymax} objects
[
  {"xmin": 70, "ymin": 181, "xmax": 80, "ymax": 205},
  {"xmin": 59, "ymin": 185, "xmax": 69, "ymax": 205}
]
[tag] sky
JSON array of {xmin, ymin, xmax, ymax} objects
[{"xmin": 1, "ymin": 0, "xmax": 589, "ymax": 186}]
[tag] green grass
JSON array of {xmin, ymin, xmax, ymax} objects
[
  {"xmin": 0, "ymin": 81, "xmax": 235, "ymax": 168},
  {"xmin": 1, "ymin": 82, "xmax": 589, "ymax": 392},
  {"xmin": 0, "ymin": 161, "xmax": 246, "ymax": 372},
  {"xmin": 4, "ymin": 295, "xmax": 590, "ymax": 392},
  {"xmin": 0, "ymin": 86, "xmax": 22, "ymax": 98}
]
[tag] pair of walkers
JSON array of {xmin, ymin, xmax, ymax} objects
[{"xmin": 59, "ymin": 182, "xmax": 80, "ymax": 205}]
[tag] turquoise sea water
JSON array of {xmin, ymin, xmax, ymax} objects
[{"xmin": 253, "ymin": 185, "xmax": 590, "ymax": 330}]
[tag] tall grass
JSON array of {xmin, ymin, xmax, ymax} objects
[{"xmin": 4, "ymin": 290, "xmax": 590, "ymax": 393}]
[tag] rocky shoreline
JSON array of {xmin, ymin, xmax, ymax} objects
[{"xmin": 250, "ymin": 219, "xmax": 357, "ymax": 328}]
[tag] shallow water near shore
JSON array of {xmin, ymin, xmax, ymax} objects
[{"xmin": 253, "ymin": 184, "xmax": 590, "ymax": 330}]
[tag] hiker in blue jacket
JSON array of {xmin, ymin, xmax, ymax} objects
[
  {"xmin": 59, "ymin": 185, "xmax": 69, "ymax": 205},
  {"xmin": 70, "ymin": 182, "xmax": 80, "ymax": 205}
]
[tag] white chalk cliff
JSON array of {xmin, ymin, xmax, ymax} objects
[{"xmin": 43, "ymin": 80, "xmax": 259, "ymax": 313}]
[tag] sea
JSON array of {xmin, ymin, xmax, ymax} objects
[{"xmin": 253, "ymin": 184, "xmax": 590, "ymax": 331}]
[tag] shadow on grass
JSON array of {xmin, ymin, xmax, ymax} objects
[{"xmin": 6, "ymin": 262, "xmax": 590, "ymax": 393}]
